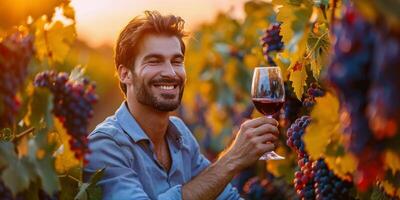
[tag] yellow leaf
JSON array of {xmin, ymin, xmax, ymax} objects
[
  {"xmin": 384, "ymin": 150, "xmax": 400, "ymax": 173},
  {"xmin": 324, "ymin": 153, "xmax": 357, "ymax": 181},
  {"xmin": 244, "ymin": 54, "xmax": 259, "ymax": 69},
  {"xmin": 381, "ymin": 180, "xmax": 400, "ymax": 198},
  {"xmin": 17, "ymin": 136, "xmax": 28, "ymax": 158},
  {"xmin": 53, "ymin": 118, "xmax": 80, "ymax": 173},
  {"xmin": 304, "ymin": 93, "xmax": 341, "ymax": 160},
  {"xmin": 62, "ymin": 3, "xmax": 75, "ymax": 20},
  {"xmin": 289, "ymin": 63, "xmax": 307, "ymax": 100},
  {"xmin": 34, "ymin": 15, "xmax": 76, "ymax": 63}
]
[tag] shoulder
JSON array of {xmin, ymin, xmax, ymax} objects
[{"xmin": 87, "ymin": 115, "xmax": 129, "ymax": 146}]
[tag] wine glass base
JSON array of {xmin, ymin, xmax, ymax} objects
[{"xmin": 259, "ymin": 151, "xmax": 285, "ymax": 160}]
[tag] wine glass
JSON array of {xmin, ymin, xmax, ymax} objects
[{"xmin": 251, "ymin": 66, "xmax": 285, "ymax": 160}]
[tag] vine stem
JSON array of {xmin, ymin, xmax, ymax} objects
[{"xmin": 11, "ymin": 127, "xmax": 35, "ymax": 142}]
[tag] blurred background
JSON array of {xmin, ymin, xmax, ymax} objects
[{"xmin": 0, "ymin": 0, "xmax": 249, "ymax": 133}]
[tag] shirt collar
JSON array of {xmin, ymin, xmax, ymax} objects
[
  {"xmin": 115, "ymin": 101, "xmax": 150, "ymax": 143},
  {"xmin": 115, "ymin": 101, "xmax": 183, "ymax": 149}
]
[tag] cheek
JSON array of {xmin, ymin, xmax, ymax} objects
[{"xmin": 176, "ymin": 68, "xmax": 186, "ymax": 82}]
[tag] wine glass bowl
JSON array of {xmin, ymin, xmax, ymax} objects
[{"xmin": 251, "ymin": 66, "xmax": 285, "ymax": 160}]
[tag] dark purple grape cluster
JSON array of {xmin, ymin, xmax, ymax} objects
[
  {"xmin": 0, "ymin": 32, "xmax": 34, "ymax": 128},
  {"xmin": 34, "ymin": 70, "xmax": 98, "ymax": 161},
  {"xmin": 294, "ymin": 155, "xmax": 315, "ymax": 200},
  {"xmin": 286, "ymin": 116, "xmax": 316, "ymax": 199},
  {"xmin": 303, "ymin": 83, "xmax": 324, "ymax": 108},
  {"xmin": 242, "ymin": 175, "xmax": 295, "ymax": 200},
  {"xmin": 286, "ymin": 115, "xmax": 311, "ymax": 157},
  {"xmin": 327, "ymin": 6, "xmax": 375, "ymax": 155},
  {"xmin": 312, "ymin": 159, "xmax": 353, "ymax": 200},
  {"xmin": 261, "ymin": 22, "xmax": 284, "ymax": 66},
  {"xmin": 367, "ymin": 26, "xmax": 400, "ymax": 140}
]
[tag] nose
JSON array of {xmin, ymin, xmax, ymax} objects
[{"xmin": 160, "ymin": 62, "xmax": 177, "ymax": 78}]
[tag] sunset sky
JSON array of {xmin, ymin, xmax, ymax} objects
[{"xmin": 70, "ymin": 0, "xmax": 247, "ymax": 47}]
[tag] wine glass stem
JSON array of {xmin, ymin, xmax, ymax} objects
[{"xmin": 259, "ymin": 114, "xmax": 285, "ymax": 160}]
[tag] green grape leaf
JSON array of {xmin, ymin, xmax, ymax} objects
[
  {"xmin": 307, "ymin": 26, "xmax": 330, "ymax": 79},
  {"xmin": 0, "ymin": 142, "xmax": 31, "ymax": 195},
  {"xmin": 74, "ymin": 168, "xmax": 105, "ymax": 200},
  {"xmin": 28, "ymin": 128, "xmax": 60, "ymax": 195},
  {"xmin": 24, "ymin": 87, "xmax": 53, "ymax": 129},
  {"xmin": 0, "ymin": 142, "xmax": 16, "ymax": 173}
]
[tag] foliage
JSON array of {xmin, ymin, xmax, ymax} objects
[
  {"xmin": 0, "ymin": 0, "xmax": 399, "ymax": 199},
  {"xmin": 182, "ymin": 0, "xmax": 400, "ymax": 199},
  {"xmin": 0, "ymin": 1, "xmax": 101, "ymax": 199}
]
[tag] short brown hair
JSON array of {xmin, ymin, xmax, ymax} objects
[{"xmin": 115, "ymin": 10, "xmax": 187, "ymax": 95}]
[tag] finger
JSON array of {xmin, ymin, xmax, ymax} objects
[
  {"xmin": 249, "ymin": 124, "xmax": 279, "ymax": 137},
  {"xmin": 241, "ymin": 116, "xmax": 278, "ymax": 130},
  {"xmin": 256, "ymin": 143, "xmax": 275, "ymax": 154},
  {"xmin": 252, "ymin": 133, "xmax": 278, "ymax": 144}
]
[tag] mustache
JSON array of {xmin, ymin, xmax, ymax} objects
[{"xmin": 149, "ymin": 77, "xmax": 183, "ymax": 85}]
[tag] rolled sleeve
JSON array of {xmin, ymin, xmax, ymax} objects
[
  {"xmin": 186, "ymin": 124, "xmax": 242, "ymax": 200},
  {"xmin": 158, "ymin": 184, "xmax": 182, "ymax": 200}
]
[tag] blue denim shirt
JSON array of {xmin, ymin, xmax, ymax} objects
[{"xmin": 84, "ymin": 102, "xmax": 241, "ymax": 200}]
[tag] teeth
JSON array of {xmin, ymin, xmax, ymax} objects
[{"xmin": 159, "ymin": 85, "xmax": 174, "ymax": 90}]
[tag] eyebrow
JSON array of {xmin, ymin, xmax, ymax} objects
[{"xmin": 142, "ymin": 53, "xmax": 184, "ymax": 61}]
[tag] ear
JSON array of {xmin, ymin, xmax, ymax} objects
[{"xmin": 117, "ymin": 64, "xmax": 133, "ymax": 84}]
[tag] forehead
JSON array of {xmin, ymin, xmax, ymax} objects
[{"xmin": 137, "ymin": 34, "xmax": 182, "ymax": 57}]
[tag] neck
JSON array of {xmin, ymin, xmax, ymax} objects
[{"xmin": 126, "ymin": 98, "xmax": 170, "ymax": 146}]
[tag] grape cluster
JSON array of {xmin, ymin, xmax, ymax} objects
[
  {"xmin": 303, "ymin": 83, "xmax": 324, "ymax": 108},
  {"xmin": 312, "ymin": 159, "xmax": 353, "ymax": 200},
  {"xmin": 286, "ymin": 116, "xmax": 355, "ymax": 199},
  {"xmin": 242, "ymin": 175, "xmax": 296, "ymax": 200},
  {"xmin": 294, "ymin": 155, "xmax": 315, "ymax": 200},
  {"xmin": 367, "ymin": 26, "xmax": 400, "ymax": 140},
  {"xmin": 0, "ymin": 32, "xmax": 34, "ymax": 128},
  {"xmin": 286, "ymin": 115, "xmax": 311, "ymax": 156},
  {"xmin": 261, "ymin": 22, "xmax": 284, "ymax": 66},
  {"xmin": 327, "ymin": 5, "xmax": 375, "ymax": 155},
  {"xmin": 34, "ymin": 71, "xmax": 98, "ymax": 161},
  {"xmin": 286, "ymin": 116, "xmax": 315, "ymax": 199},
  {"xmin": 327, "ymin": 5, "xmax": 400, "ymax": 189}
]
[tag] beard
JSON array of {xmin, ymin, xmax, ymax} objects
[{"xmin": 132, "ymin": 73, "xmax": 184, "ymax": 112}]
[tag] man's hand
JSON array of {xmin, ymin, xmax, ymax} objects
[
  {"xmin": 223, "ymin": 116, "xmax": 279, "ymax": 172},
  {"xmin": 181, "ymin": 116, "xmax": 279, "ymax": 200}
]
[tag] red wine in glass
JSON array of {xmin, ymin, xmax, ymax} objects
[
  {"xmin": 251, "ymin": 66, "xmax": 285, "ymax": 160},
  {"xmin": 252, "ymin": 98, "xmax": 284, "ymax": 116}
]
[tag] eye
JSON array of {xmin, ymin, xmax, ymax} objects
[
  {"xmin": 172, "ymin": 59, "xmax": 184, "ymax": 66},
  {"xmin": 147, "ymin": 59, "xmax": 161, "ymax": 65}
]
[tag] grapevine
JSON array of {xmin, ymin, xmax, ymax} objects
[
  {"xmin": 0, "ymin": 32, "xmax": 34, "ymax": 128},
  {"xmin": 34, "ymin": 70, "xmax": 98, "ymax": 161}
]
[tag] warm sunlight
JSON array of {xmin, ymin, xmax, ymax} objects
[{"xmin": 70, "ymin": 0, "xmax": 246, "ymax": 47}]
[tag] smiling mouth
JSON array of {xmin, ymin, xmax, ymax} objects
[{"xmin": 153, "ymin": 84, "xmax": 178, "ymax": 90}]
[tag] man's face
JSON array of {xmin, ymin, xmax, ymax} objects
[{"xmin": 130, "ymin": 34, "xmax": 186, "ymax": 112}]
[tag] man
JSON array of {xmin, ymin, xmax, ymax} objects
[{"xmin": 84, "ymin": 11, "xmax": 279, "ymax": 200}]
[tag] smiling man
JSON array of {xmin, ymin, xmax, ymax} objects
[{"xmin": 84, "ymin": 11, "xmax": 279, "ymax": 200}]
